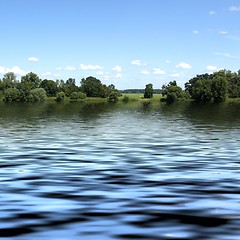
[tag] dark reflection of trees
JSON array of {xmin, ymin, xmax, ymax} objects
[{"xmin": 1, "ymin": 100, "xmax": 240, "ymax": 129}]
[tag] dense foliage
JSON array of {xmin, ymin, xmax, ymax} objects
[
  {"xmin": 1, "ymin": 69, "xmax": 240, "ymax": 103},
  {"xmin": 0, "ymin": 73, "xmax": 119, "ymax": 102},
  {"xmin": 144, "ymin": 83, "xmax": 153, "ymax": 98}
]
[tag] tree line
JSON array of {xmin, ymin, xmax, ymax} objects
[
  {"xmin": 144, "ymin": 69, "xmax": 240, "ymax": 103},
  {"xmin": 0, "ymin": 72, "xmax": 121, "ymax": 102},
  {"xmin": 1, "ymin": 69, "xmax": 240, "ymax": 103}
]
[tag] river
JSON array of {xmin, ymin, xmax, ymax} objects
[{"xmin": 0, "ymin": 101, "xmax": 240, "ymax": 239}]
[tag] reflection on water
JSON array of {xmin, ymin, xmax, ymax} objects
[{"xmin": 0, "ymin": 101, "xmax": 240, "ymax": 239}]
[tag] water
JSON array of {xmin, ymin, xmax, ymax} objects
[{"xmin": 1, "ymin": 101, "xmax": 240, "ymax": 239}]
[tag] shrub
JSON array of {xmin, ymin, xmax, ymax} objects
[
  {"xmin": 108, "ymin": 91, "xmax": 119, "ymax": 102},
  {"xmin": 55, "ymin": 91, "xmax": 65, "ymax": 102},
  {"xmin": 3, "ymin": 88, "xmax": 21, "ymax": 102},
  {"xmin": 69, "ymin": 91, "xmax": 86, "ymax": 101},
  {"xmin": 28, "ymin": 88, "xmax": 47, "ymax": 102}
]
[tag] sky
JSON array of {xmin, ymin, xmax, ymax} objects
[{"xmin": 0, "ymin": 0, "xmax": 240, "ymax": 89}]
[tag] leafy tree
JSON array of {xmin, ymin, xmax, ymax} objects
[
  {"xmin": 69, "ymin": 91, "xmax": 86, "ymax": 101},
  {"xmin": 0, "ymin": 72, "xmax": 17, "ymax": 90},
  {"xmin": 64, "ymin": 78, "xmax": 79, "ymax": 96},
  {"xmin": 211, "ymin": 76, "xmax": 228, "ymax": 102},
  {"xmin": 81, "ymin": 76, "xmax": 108, "ymax": 98},
  {"xmin": 3, "ymin": 88, "xmax": 21, "ymax": 102},
  {"xmin": 2, "ymin": 72, "xmax": 17, "ymax": 82},
  {"xmin": 144, "ymin": 83, "xmax": 153, "ymax": 98},
  {"xmin": 55, "ymin": 91, "xmax": 65, "ymax": 102},
  {"xmin": 40, "ymin": 79, "xmax": 58, "ymax": 97},
  {"xmin": 28, "ymin": 88, "xmax": 47, "ymax": 102},
  {"xmin": 108, "ymin": 91, "xmax": 119, "ymax": 102},
  {"xmin": 187, "ymin": 70, "xmax": 229, "ymax": 102},
  {"xmin": 164, "ymin": 85, "xmax": 183, "ymax": 103},
  {"xmin": 21, "ymin": 72, "xmax": 41, "ymax": 89}
]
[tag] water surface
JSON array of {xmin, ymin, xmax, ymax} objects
[{"xmin": 1, "ymin": 101, "xmax": 240, "ymax": 239}]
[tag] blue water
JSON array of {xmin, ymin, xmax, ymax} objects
[{"xmin": 0, "ymin": 102, "xmax": 240, "ymax": 239}]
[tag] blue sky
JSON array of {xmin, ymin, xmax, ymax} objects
[{"xmin": 1, "ymin": 0, "xmax": 240, "ymax": 89}]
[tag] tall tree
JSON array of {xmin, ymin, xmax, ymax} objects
[
  {"xmin": 21, "ymin": 72, "xmax": 41, "ymax": 89},
  {"xmin": 144, "ymin": 83, "xmax": 153, "ymax": 98}
]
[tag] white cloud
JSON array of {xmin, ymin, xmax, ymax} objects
[
  {"xmin": 79, "ymin": 64, "xmax": 103, "ymax": 70},
  {"xmin": 64, "ymin": 66, "xmax": 76, "ymax": 71},
  {"xmin": 42, "ymin": 72, "xmax": 52, "ymax": 76},
  {"xmin": 206, "ymin": 65, "xmax": 218, "ymax": 71},
  {"xmin": 219, "ymin": 31, "xmax": 228, "ymax": 35},
  {"xmin": 0, "ymin": 66, "xmax": 6, "ymax": 74},
  {"xmin": 56, "ymin": 67, "xmax": 62, "ymax": 70},
  {"xmin": 209, "ymin": 10, "xmax": 216, "ymax": 15},
  {"xmin": 141, "ymin": 70, "xmax": 150, "ymax": 75},
  {"xmin": 0, "ymin": 66, "xmax": 27, "ymax": 75},
  {"xmin": 153, "ymin": 68, "xmax": 165, "ymax": 75},
  {"xmin": 28, "ymin": 57, "xmax": 39, "ymax": 62},
  {"xmin": 215, "ymin": 52, "xmax": 240, "ymax": 59},
  {"xmin": 193, "ymin": 30, "xmax": 199, "ymax": 34},
  {"xmin": 229, "ymin": 5, "xmax": 240, "ymax": 11},
  {"xmin": 112, "ymin": 65, "xmax": 122, "ymax": 72},
  {"xmin": 96, "ymin": 71, "xmax": 104, "ymax": 75},
  {"xmin": 176, "ymin": 62, "xmax": 192, "ymax": 69},
  {"xmin": 170, "ymin": 73, "xmax": 180, "ymax": 78},
  {"xmin": 115, "ymin": 73, "xmax": 122, "ymax": 78},
  {"xmin": 166, "ymin": 60, "xmax": 171, "ymax": 64},
  {"xmin": 131, "ymin": 59, "xmax": 142, "ymax": 66}
]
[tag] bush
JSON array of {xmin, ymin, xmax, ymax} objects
[
  {"xmin": 69, "ymin": 91, "xmax": 86, "ymax": 101},
  {"xmin": 28, "ymin": 88, "xmax": 47, "ymax": 102},
  {"xmin": 55, "ymin": 91, "xmax": 65, "ymax": 102},
  {"xmin": 3, "ymin": 88, "xmax": 21, "ymax": 102},
  {"xmin": 108, "ymin": 91, "xmax": 119, "ymax": 102}
]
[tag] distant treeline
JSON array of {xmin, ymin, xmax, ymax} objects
[
  {"xmin": 1, "ymin": 69, "xmax": 240, "ymax": 103},
  {"xmin": 120, "ymin": 89, "xmax": 162, "ymax": 94}
]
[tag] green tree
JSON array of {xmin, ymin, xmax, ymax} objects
[
  {"xmin": 69, "ymin": 91, "xmax": 86, "ymax": 101},
  {"xmin": 164, "ymin": 85, "xmax": 183, "ymax": 103},
  {"xmin": 0, "ymin": 72, "xmax": 17, "ymax": 90},
  {"xmin": 40, "ymin": 79, "xmax": 58, "ymax": 97},
  {"xmin": 64, "ymin": 78, "xmax": 79, "ymax": 96},
  {"xmin": 21, "ymin": 72, "xmax": 41, "ymax": 89},
  {"xmin": 81, "ymin": 76, "xmax": 108, "ymax": 97},
  {"xmin": 28, "ymin": 88, "xmax": 47, "ymax": 102},
  {"xmin": 108, "ymin": 91, "xmax": 119, "ymax": 102},
  {"xmin": 144, "ymin": 83, "xmax": 153, "ymax": 98},
  {"xmin": 3, "ymin": 88, "xmax": 21, "ymax": 102},
  {"xmin": 211, "ymin": 76, "xmax": 228, "ymax": 102},
  {"xmin": 55, "ymin": 91, "xmax": 65, "ymax": 102}
]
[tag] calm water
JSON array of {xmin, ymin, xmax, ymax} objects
[{"xmin": 1, "ymin": 101, "xmax": 240, "ymax": 240}]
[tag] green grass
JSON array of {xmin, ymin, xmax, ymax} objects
[{"xmin": 119, "ymin": 93, "xmax": 162, "ymax": 101}]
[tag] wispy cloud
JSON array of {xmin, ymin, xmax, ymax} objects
[
  {"xmin": 0, "ymin": 66, "xmax": 27, "ymax": 75},
  {"xmin": 176, "ymin": 62, "xmax": 192, "ymax": 69},
  {"xmin": 64, "ymin": 66, "xmax": 76, "ymax": 71},
  {"xmin": 209, "ymin": 10, "xmax": 216, "ymax": 15},
  {"xmin": 96, "ymin": 71, "xmax": 104, "ymax": 75},
  {"xmin": 153, "ymin": 68, "xmax": 165, "ymax": 75},
  {"xmin": 131, "ymin": 59, "xmax": 147, "ymax": 66},
  {"xmin": 193, "ymin": 30, "xmax": 199, "ymax": 34},
  {"xmin": 131, "ymin": 59, "xmax": 142, "ymax": 66},
  {"xmin": 141, "ymin": 70, "xmax": 150, "ymax": 75},
  {"xmin": 79, "ymin": 64, "xmax": 103, "ymax": 70},
  {"xmin": 170, "ymin": 73, "xmax": 180, "ymax": 78},
  {"xmin": 206, "ymin": 65, "xmax": 218, "ymax": 71},
  {"xmin": 42, "ymin": 72, "xmax": 52, "ymax": 76},
  {"xmin": 215, "ymin": 52, "xmax": 240, "ymax": 59},
  {"xmin": 219, "ymin": 31, "xmax": 228, "ymax": 35},
  {"xmin": 28, "ymin": 57, "xmax": 39, "ymax": 62},
  {"xmin": 112, "ymin": 65, "xmax": 122, "ymax": 72},
  {"xmin": 229, "ymin": 5, "xmax": 240, "ymax": 11}
]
